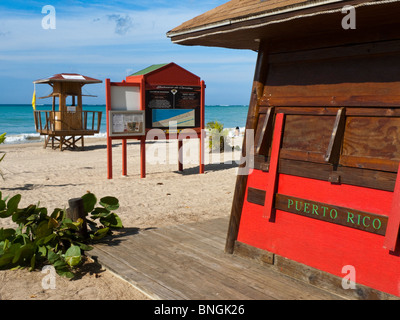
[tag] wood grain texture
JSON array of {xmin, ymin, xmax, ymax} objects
[
  {"xmin": 225, "ymin": 45, "xmax": 269, "ymax": 254},
  {"xmin": 90, "ymin": 217, "xmax": 344, "ymax": 300}
]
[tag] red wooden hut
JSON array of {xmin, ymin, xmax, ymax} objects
[{"xmin": 168, "ymin": 0, "xmax": 400, "ymax": 299}]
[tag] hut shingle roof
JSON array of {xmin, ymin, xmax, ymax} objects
[{"xmin": 167, "ymin": 0, "xmax": 400, "ymax": 50}]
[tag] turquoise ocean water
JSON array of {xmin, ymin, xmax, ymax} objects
[{"xmin": 0, "ymin": 104, "xmax": 248, "ymax": 144}]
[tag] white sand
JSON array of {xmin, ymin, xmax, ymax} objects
[{"xmin": 0, "ymin": 137, "xmax": 242, "ymax": 300}]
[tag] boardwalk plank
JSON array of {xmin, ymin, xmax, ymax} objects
[
  {"xmin": 122, "ymin": 233, "xmax": 276, "ymax": 299},
  {"xmin": 138, "ymin": 222, "xmax": 341, "ymax": 300},
  {"xmin": 90, "ymin": 217, "xmax": 344, "ymax": 300},
  {"xmin": 114, "ymin": 232, "xmax": 266, "ymax": 300}
]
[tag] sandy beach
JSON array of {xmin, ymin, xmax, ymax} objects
[{"xmin": 0, "ymin": 137, "xmax": 241, "ymax": 300}]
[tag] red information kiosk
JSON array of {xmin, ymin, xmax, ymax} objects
[
  {"xmin": 105, "ymin": 63, "xmax": 205, "ymax": 179},
  {"xmin": 168, "ymin": 0, "xmax": 400, "ymax": 299}
]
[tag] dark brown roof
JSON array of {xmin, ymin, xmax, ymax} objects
[
  {"xmin": 167, "ymin": 0, "xmax": 400, "ymax": 50},
  {"xmin": 168, "ymin": 0, "xmax": 311, "ymax": 34}
]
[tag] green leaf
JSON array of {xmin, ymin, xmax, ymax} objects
[
  {"xmin": 74, "ymin": 242, "xmax": 93, "ymax": 251},
  {"xmin": 0, "ymin": 200, "xmax": 6, "ymax": 211},
  {"xmin": 0, "ymin": 133, "xmax": 6, "ymax": 144},
  {"xmin": 47, "ymin": 250, "xmax": 61, "ymax": 264},
  {"xmin": 7, "ymin": 194, "xmax": 21, "ymax": 215},
  {"xmin": 35, "ymin": 220, "xmax": 53, "ymax": 240},
  {"xmin": 12, "ymin": 243, "xmax": 34, "ymax": 264},
  {"xmin": 64, "ymin": 245, "xmax": 81, "ymax": 267},
  {"xmin": 0, "ymin": 253, "xmax": 14, "ymax": 267},
  {"xmin": 82, "ymin": 193, "xmax": 97, "ymax": 214},
  {"xmin": 30, "ymin": 254, "xmax": 36, "ymax": 271},
  {"xmin": 0, "ymin": 228, "xmax": 15, "ymax": 241},
  {"xmin": 0, "ymin": 210, "xmax": 11, "ymax": 219},
  {"xmin": 48, "ymin": 217, "xmax": 58, "ymax": 229},
  {"xmin": 100, "ymin": 213, "xmax": 123, "ymax": 229},
  {"xmin": 61, "ymin": 218, "xmax": 78, "ymax": 231},
  {"xmin": 50, "ymin": 208, "xmax": 64, "ymax": 221},
  {"xmin": 0, "ymin": 243, "xmax": 21, "ymax": 267},
  {"xmin": 90, "ymin": 227, "xmax": 109, "ymax": 240},
  {"xmin": 90, "ymin": 207, "xmax": 110, "ymax": 219},
  {"xmin": 43, "ymin": 233, "xmax": 56, "ymax": 244},
  {"xmin": 37, "ymin": 245, "xmax": 47, "ymax": 258},
  {"xmin": 99, "ymin": 196, "xmax": 119, "ymax": 211},
  {"xmin": 55, "ymin": 265, "xmax": 74, "ymax": 278}
]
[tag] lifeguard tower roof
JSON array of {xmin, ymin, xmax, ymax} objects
[{"xmin": 34, "ymin": 73, "xmax": 102, "ymax": 84}]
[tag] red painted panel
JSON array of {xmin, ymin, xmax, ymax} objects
[
  {"xmin": 384, "ymin": 163, "xmax": 400, "ymax": 251},
  {"xmin": 238, "ymin": 170, "xmax": 400, "ymax": 297}
]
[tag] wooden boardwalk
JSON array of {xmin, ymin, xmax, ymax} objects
[{"xmin": 90, "ymin": 217, "xmax": 344, "ymax": 300}]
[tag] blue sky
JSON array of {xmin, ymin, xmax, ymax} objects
[{"xmin": 0, "ymin": 1, "xmax": 257, "ymax": 105}]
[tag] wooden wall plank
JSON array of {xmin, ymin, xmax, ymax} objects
[{"xmin": 225, "ymin": 44, "xmax": 269, "ymax": 254}]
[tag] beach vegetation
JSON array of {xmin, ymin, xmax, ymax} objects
[
  {"xmin": 0, "ymin": 133, "xmax": 6, "ymax": 179},
  {"xmin": 0, "ymin": 191, "xmax": 123, "ymax": 278},
  {"xmin": 206, "ymin": 121, "xmax": 229, "ymax": 152}
]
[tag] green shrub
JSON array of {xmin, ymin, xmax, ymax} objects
[
  {"xmin": 0, "ymin": 133, "xmax": 6, "ymax": 179},
  {"xmin": 0, "ymin": 192, "xmax": 123, "ymax": 278},
  {"xmin": 206, "ymin": 121, "xmax": 229, "ymax": 152}
]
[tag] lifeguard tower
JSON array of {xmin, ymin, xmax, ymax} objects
[{"xmin": 33, "ymin": 73, "xmax": 103, "ymax": 151}]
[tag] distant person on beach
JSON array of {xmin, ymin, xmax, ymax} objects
[{"xmin": 234, "ymin": 126, "xmax": 240, "ymax": 136}]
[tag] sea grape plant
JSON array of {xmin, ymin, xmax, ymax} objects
[
  {"xmin": 0, "ymin": 133, "xmax": 6, "ymax": 179},
  {"xmin": 0, "ymin": 192, "xmax": 123, "ymax": 278},
  {"xmin": 206, "ymin": 121, "xmax": 229, "ymax": 152}
]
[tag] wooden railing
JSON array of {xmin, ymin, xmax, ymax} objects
[{"xmin": 34, "ymin": 111, "xmax": 102, "ymax": 135}]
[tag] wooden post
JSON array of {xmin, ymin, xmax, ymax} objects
[
  {"xmin": 52, "ymin": 95, "xmax": 56, "ymax": 112},
  {"xmin": 122, "ymin": 139, "xmax": 127, "ymax": 176},
  {"xmin": 178, "ymin": 139, "xmax": 183, "ymax": 172},
  {"xmin": 140, "ymin": 77, "xmax": 146, "ymax": 179},
  {"xmin": 225, "ymin": 44, "xmax": 269, "ymax": 254},
  {"xmin": 140, "ymin": 136, "xmax": 146, "ymax": 178},
  {"xmin": 199, "ymin": 80, "xmax": 206, "ymax": 174},
  {"xmin": 67, "ymin": 198, "xmax": 88, "ymax": 239},
  {"xmin": 105, "ymin": 79, "xmax": 113, "ymax": 179}
]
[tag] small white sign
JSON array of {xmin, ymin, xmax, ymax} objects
[{"xmin": 62, "ymin": 75, "xmax": 85, "ymax": 80}]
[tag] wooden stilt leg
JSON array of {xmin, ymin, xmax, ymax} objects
[{"xmin": 44, "ymin": 135, "xmax": 50, "ymax": 149}]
